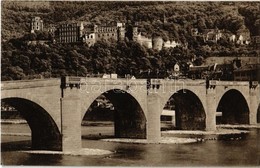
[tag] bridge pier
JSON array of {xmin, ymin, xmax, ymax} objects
[
  {"xmin": 206, "ymin": 88, "xmax": 216, "ymax": 131},
  {"xmin": 147, "ymin": 93, "xmax": 161, "ymax": 143},
  {"xmin": 249, "ymin": 88, "xmax": 258, "ymax": 125},
  {"xmin": 60, "ymin": 90, "xmax": 82, "ymax": 152}
]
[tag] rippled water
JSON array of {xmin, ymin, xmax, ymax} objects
[{"xmin": 1, "ymin": 123, "xmax": 260, "ymax": 166}]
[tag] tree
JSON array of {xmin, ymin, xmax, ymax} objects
[{"xmin": 2, "ymin": 66, "xmax": 26, "ymax": 80}]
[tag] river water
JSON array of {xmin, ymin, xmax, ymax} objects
[{"xmin": 1, "ymin": 123, "xmax": 260, "ymax": 166}]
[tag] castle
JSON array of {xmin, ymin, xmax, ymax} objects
[
  {"xmin": 132, "ymin": 26, "xmax": 181, "ymax": 50},
  {"xmin": 29, "ymin": 17, "xmax": 182, "ymax": 50},
  {"xmin": 83, "ymin": 22, "xmax": 126, "ymax": 46}
]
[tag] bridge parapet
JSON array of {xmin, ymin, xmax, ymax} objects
[
  {"xmin": 61, "ymin": 77, "xmax": 147, "ymax": 87},
  {"xmin": 82, "ymin": 77, "xmax": 147, "ymax": 85},
  {"xmin": 60, "ymin": 77, "xmax": 148, "ymax": 102},
  {"xmin": 163, "ymin": 79, "xmax": 206, "ymax": 86},
  {"xmin": 1, "ymin": 78, "xmax": 60, "ymax": 90},
  {"xmin": 215, "ymin": 80, "xmax": 251, "ymax": 86},
  {"xmin": 147, "ymin": 79, "xmax": 206, "ymax": 91},
  {"xmin": 63, "ymin": 77, "xmax": 147, "ymax": 94}
]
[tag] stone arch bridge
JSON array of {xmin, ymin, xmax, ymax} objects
[{"xmin": 1, "ymin": 77, "xmax": 259, "ymax": 152}]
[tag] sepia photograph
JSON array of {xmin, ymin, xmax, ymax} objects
[{"xmin": 1, "ymin": 0, "xmax": 260, "ymax": 166}]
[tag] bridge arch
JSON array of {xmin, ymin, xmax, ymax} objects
[
  {"xmin": 216, "ymin": 89, "xmax": 249, "ymax": 124},
  {"xmin": 81, "ymin": 89, "xmax": 147, "ymax": 139},
  {"xmin": 161, "ymin": 89, "xmax": 206, "ymax": 130},
  {"xmin": 1, "ymin": 97, "xmax": 62, "ymax": 150}
]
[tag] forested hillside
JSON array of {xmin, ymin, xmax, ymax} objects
[{"xmin": 1, "ymin": 1, "xmax": 260, "ymax": 80}]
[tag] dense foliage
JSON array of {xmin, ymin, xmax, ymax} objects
[
  {"xmin": 1, "ymin": 39, "xmax": 192, "ymax": 80},
  {"xmin": 1, "ymin": 1, "xmax": 260, "ymax": 80}
]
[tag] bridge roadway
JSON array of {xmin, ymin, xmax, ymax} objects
[{"xmin": 1, "ymin": 77, "xmax": 259, "ymax": 152}]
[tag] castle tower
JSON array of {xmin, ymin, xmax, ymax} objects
[
  {"xmin": 31, "ymin": 17, "xmax": 43, "ymax": 33},
  {"xmin": 118, "ymin": 26, "xmax": 126, "ymax": 41},
  {"xmin": 152, "ymin": 36, "xmax": 163, "ymax": 51},
  {"xmin": 79, "ymin": 22, "xmax": 84, "ymax": 37}
]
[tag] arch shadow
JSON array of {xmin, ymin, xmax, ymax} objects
[
  {"xmin": 82, "ymin": 89, "xmax": 147, "ymax": 139},
  {"xmin": 162, "ymin": 89, "xmax": 206, "ymax": 130},
  {"xmin": 1, "ymin": 98, "xmax": 62, "ymax": 151},
  {"xmin": 217, "ymin": 89, "xmax": 249, "ymax": 124}
]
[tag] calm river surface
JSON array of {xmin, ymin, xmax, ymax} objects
[{"xmin": 1, "ymin": 123, "xmax": 260, "ymax": 166}]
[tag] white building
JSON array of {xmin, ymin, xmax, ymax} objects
[
  {"xmin": 164, "ymin": 40, "xmax": 181, "ymax": 48},
  {"xmin": 136, "ymin": 33, "xmax": 153, "ymax": 49}
]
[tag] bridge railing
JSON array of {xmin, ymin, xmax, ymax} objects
[{"xmin": 1, "ymin": 78, "xmax": 60, "ymax": 90}]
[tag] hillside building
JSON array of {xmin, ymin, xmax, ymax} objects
[
  {"xmin": 236, "ymin": 26, "xmax": 251, "ymax": 45},
  {"xmin": 31, "ymin": 17, "xmax": 44, "ymax": 33},
  {"xmin": 229, "ymin": 34, "xmax": 236, "ymax": 42},
  {"xmin": 83, "ymin": 22, "xmax": 125, "ymax": 46},
  {"xmin": 203, "ymin": 29, "xmax": 222, "ymax": 43},
  {"xmin": 133, "ymin": 26, "xmax": 182, "ymax": 50},
  {"xmin": 56, "ymin": 22, "xmax": 83, "ymax": 43},
  {"xmin": 83, "ymin": 33, "xmax": 96, "ymax": 47},
  {"xmin": 152, "ymin": 36, "xmax": 164, "ymax": 50},
  {"xmin": 93, "ymin": 23, "xmax": 125, "ymax": 42},
  {"xmin": 47, "ymin": 24, "xmax": 56, "ymax": 37},
  {"xmin": 136, "ymin": 33, "xmax": 152, "ymax": 49},
  {"xmin": 164, "ymin": 40, "xmax": 181, "ymax": 48}
]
